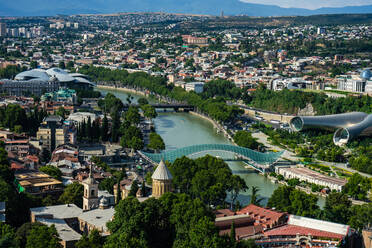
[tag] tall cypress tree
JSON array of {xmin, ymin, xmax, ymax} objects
[
  {"xmin": 101, "ymin": 115, "xmax": 109, "ymax": 142},
  {"xmin": 230, "ymin": 221, "xmax": 236, "ymax": 243},
  {"xmin": 111, "ymin": 109, "xmax": 120, "ymax": 143}
]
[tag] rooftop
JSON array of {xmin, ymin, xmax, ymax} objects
[
  {"xmin": 78, "ymin": 207, "xmax": 115, "ymax": 233},
  {"xmin": 237, "ymin": 204, "xmax": 286, "ymax": 226},
  {"xmin": 151, "ymin": 159, "xmax": 173, "ymax": 180},
  {"xmin": 16, "ymin": 172, "xmax": 62, "ymax": 187},
  {"xmin": 264, "ymin": 224, "xmax": 345, "ymax": 240},
  {"xmin": 39, "ymin": 218, "xmax": 82, "ymax": 242},
  {"xmin": 30, "ymin": 204, "xmax": 83, "ymax": 220},
  {"xmin": 288, "ymin": 215, "xmax": 349, "ymax": 236}
]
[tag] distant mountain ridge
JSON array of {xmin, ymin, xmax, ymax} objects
[{"xmin": 0, "ymin": 0, "xmax": 372, "ymax": 17}]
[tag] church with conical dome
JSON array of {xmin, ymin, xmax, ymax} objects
[{"xmin": 151, "ymin": 159, "xmax": 173, "ymax": 198}]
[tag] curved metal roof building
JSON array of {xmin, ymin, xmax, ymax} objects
[
  {"xmin": 14, "ymin": 68, "xmax": 95, "ymax": 87},
  {"xmin": 15, "ymin": 69, "xmax": 50, "ymax": 81},
  {"xmin": 290, "ymin": 112, "xmax": 372, "ymax": 146}
]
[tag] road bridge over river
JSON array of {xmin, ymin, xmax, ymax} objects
[{"xmin": 139, "ymin": 144, "xmax": 284, "ymax": 173}]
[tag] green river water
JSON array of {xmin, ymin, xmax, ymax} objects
[{"xmin": 98, "ymin": 88, "xmax": 325, "ymax": 207}]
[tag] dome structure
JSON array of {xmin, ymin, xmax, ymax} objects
[
  {"xmin": 14, "ymin": 69, "xmax": 50, "ymax": 81},
  {"xmin": 360, "ymin": 69, "xmax": 372, "ymax": 80},
  {"xmin": 151, "ymin": 159, "xmax": 173, "ymax": 198},
  {"xmin": 13, "ymin": 68, "xmax": 95, "ymax": 89},
  {"xmin": 152, "ymin": 159, "xmax": 173, "ymax": 180},
  {"xmin": 46, "ymin": 68, "xmax": 75, "ymax": 82}
]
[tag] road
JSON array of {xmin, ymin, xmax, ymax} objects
[
  {"xmin": 252, "ymin": 131, "xmax": 372, "ymax": 178},
  {"xmin": 251, "ymin": 131, "xmax": 297, "ymax": 161}
]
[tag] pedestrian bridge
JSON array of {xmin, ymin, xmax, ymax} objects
[{"xmin": 139, "ymin": 144, "xmax": 284, "ymax": 173}]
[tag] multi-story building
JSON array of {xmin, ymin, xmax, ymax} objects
[
  {"xmin": 41, "ymin": 88, "xmax": 77, "ymax": 104},
  {"xmin": 236, "ymin": 204, "xmax": 287, "ymax": 230},
  {"xmin": 182, "ymin": 35, "xmax": 208, "ymax": 45},
  {"xmin": 257, "ymin": 215, "xmax": 351, "ymax": 247},
  {"xmin": 275, "ymin": 166, "xmax": 347, "ymax": 192},
  {"xmin": 185, "ymin": 82, "xmax": 204, "ymax": 93},
  {"xmin": 337, "ymin": 69, "xmax": 372, "ymax": 93},
  {"xmin": 0, "ymin": 23, "xmax": 6, "ymax": 37},
  {"xmin": 36, "ymin": 116, "xmax": 76, "ymax": 152},
  {"xmin": 337, "ymin": 77, "xmax": 365, "ymax": 92},
  {"xmin": 15, "ymin": 171, "xmax": 63, "ymax": 196},
  {"xmin": 0, "ymin": 79, "xmax": 59, "ymax": 96}
]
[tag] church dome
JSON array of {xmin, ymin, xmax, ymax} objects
[{"xmin": 151, "ymin": 159, "xmax": 173, "ymax": 180}]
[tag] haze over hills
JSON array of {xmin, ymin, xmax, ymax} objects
[{"xmin": 0, "ymin": 0, "xmax": 372, "ymax": 17}]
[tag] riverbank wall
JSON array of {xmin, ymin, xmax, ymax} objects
[
  {"xmin": 244, "ymin": 108, "xmax": 294, "ymax": 124},
  {"xmin": 97, "ymin": 85, "xmax": 237, "ymax": 144},
  {"xmin": 97, "ymin": 85, "xmax": 148, "ymax": 97},
  {"xmin": 189, "ymin": 111, "xmax": 237, "ymax": 145}
]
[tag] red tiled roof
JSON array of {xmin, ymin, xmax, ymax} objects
[
  {"xmin": 26, "ymin": 155, "xmax": 39, "ymax": 163},
  {"xmin": 220, "ymin": 224, "xmax": 263, "ymax": 239},
  {"xmin": 264, "ymin": 224, "xmax": 344, "ymax": 240},
  {"xmin": 215, "ymin": 209, "xmax": 235, "ymax": 218},
  {"xmin": 237, "ymin": 204, "xmax": 286, "ymax": 227},
  {"xmin": 11, "ymin": 162, "xmax": 24, "ymax": 170},
  {"xmin": 4, "ymin": 139, "xmax": 29, "ymax": 144}
]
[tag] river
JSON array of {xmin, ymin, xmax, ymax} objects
[{"xmin": 97, "ymin": 87, "xmax": 325, "ymax": 207}]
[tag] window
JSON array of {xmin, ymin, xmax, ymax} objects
[{"xmin": 91, "ymin": 189, "xmax": 95, "ymax": 196}]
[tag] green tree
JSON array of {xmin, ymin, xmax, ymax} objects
[
  {"xmin": 323, "ymin": 192, "xmax": 351, "ymax": 224},
  {"xmin": 75, "ymin": 229, "xmax": 104, "ymax": 248},
  {"xmin": 343, "ymin": 173, "xmax": 371, "ymax": 200},
  {"xmin": 0, "ymin": 222, "xmax": 16, "ymax": 248},
  {"xmin": 30, "ymin": 61, "xmax": 38, "ymax": 69},
  {"xmin": 55, "ymin": 107, "xmax": 68, "ymax": 119},
  {"xmin": 148, "ymin": 132, "xmax": 165, "ymax": 152},
  {"xmin": 58, "ymin": 61, "xmax": 65, "ymax": 70},
  {"xmin": 125, "ymin": 106, "xmax": 140, "ymax": 125},
  {"xmin": 250, "ymin": 186, "xmax": 263, "ymax": 206},
  {"xmin": 230, "ymin": 221, "xmax": 236, "ymax": 242},
  {"xmin": 229, "ymin": 175, "xmax": 248, "ymax": 210},
  {"xmin": 15, "ymin": 222, "xmax": 44, "ymax": 248},
  {"xmin": 111, "ymin": 110, "xmax": 121, "ymax": 143},
  {"xmin": 66, "ymin": 61, "xmax": 74, "ymax": 70},
  {"xmin": 268, "ymin": 186, "xmax": 320, "ymax": 218},
  {"xmin": 120, "ymin": 126, "xmax": 143, "ymax": 149},
  {"xmin": 58, "ymin": 182, "xmax": 84, "ymax": 208},
  {"xmin": 348, "ymin": 203, "xmax": 372, "ymax": 232},
  {"xmin": 170, "ymin": 155, "xmax": 239, "ymax": 207},
  {"xmin": 39, "ymin": 165, "xmax": 62, "ymax": 181},
  {"xmin": 25, "ymin": 223, "xmax": 61, "ymax": 248},
  {"xmin": 129, "ymin": 180, "xmax": 139, "ymax": 197},
  {"xmin": 141, "ymin": 104, "xmax": 157, "ymax": 119},
  {"xmin": 100, "ymin": 115, "xmax": 109, "ymax": 142},
  {"xmin": 99, "ymin": 178, "xmax": 116, "ymax": 195},
  {"xmin": 138, "ymin": 98, "xmax": 148, "ymax": 106},
  {"xmin": 233, "ymin": 131, "xmax": 260, "ymax": 150},
  {"xmin": 13, "ymin": 125, "xmax": 22, "ymax": 134},
  {"xmin": 128, "ymin": 136, "xmax": 144, "ymax": 152}
]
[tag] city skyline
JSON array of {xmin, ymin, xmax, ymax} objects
[{"xmin": 1, "ymin": 0, "xmax": 372, "ymax": 16}]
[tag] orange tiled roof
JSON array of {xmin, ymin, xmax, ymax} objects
[
  {"xmin": 237, "ymin": 204, "xmax": 286, "ymax": 227},
  {"xmin": 264, "ymin": 224, "xmax": 344, "ymax": 240}
]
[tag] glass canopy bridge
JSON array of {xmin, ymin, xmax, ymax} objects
[{"xmin": 139, "ymin": 144, "xmax": 284, "ymax": 173}]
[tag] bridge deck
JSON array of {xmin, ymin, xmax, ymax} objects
[{"xmin": 140, "ymin": 144, "xmax": 284, "ymax": 172}]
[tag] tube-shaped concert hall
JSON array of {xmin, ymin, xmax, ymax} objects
[{"xmin": 290, "ymin": 112, "xmax": 372, "ymax": 146}]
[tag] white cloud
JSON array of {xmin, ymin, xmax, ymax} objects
[{"xmin": 239, "ymin": 0, "xmax": 372, "ymax": 10}]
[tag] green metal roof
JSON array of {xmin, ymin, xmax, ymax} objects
[{"xmin": 141, "ymin": 144, "xmax": 283, "ymax": 166}]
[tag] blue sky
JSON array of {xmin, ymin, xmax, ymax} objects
[{"xmin": 239, "ymin": 0, "xmax": 372, "ymax": 9}]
